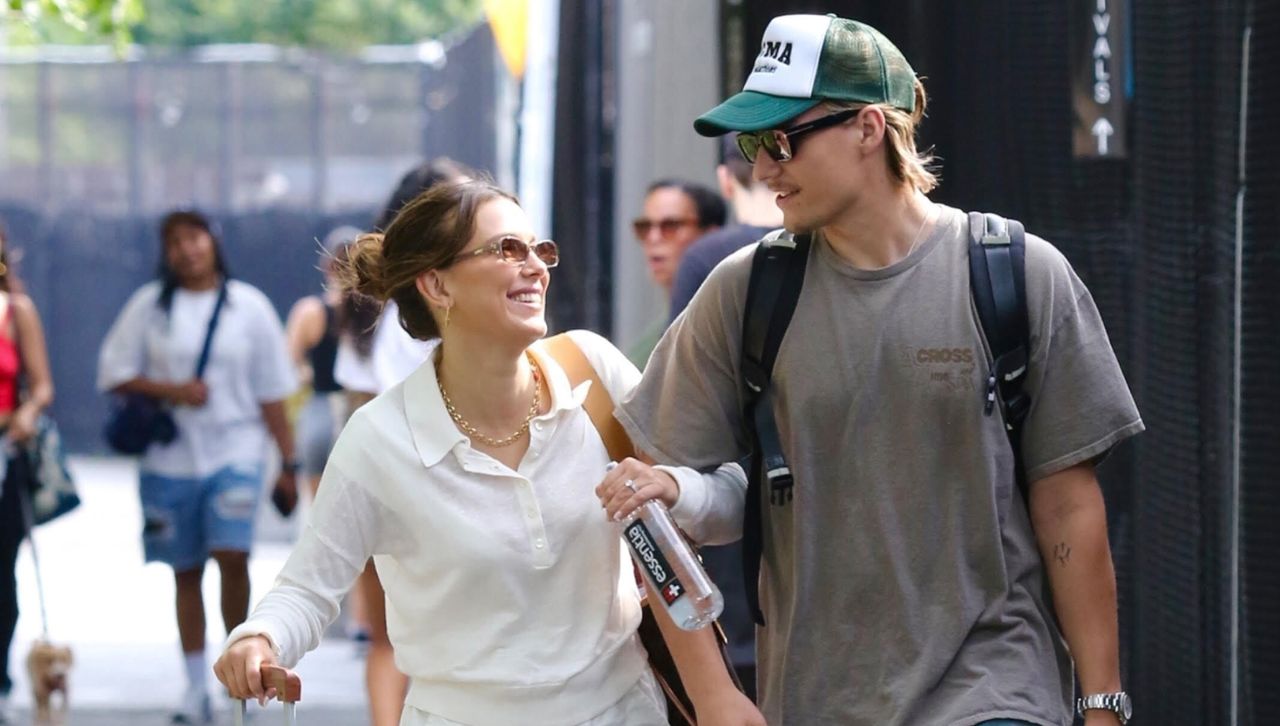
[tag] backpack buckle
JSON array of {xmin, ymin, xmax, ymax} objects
[
  {"xmin": 1004, "ymin": 391, "xmax": 1031, "ymax": 429},
  {"xmin": 763, "ymin": 453, "xmax": 793, "ymax": 505},
  {"xmin": 994, "ymin": 347, "xmax": 1029, "ymax": 384},
  {"xmin": 1003, "ymin": 364, "xmax": 1026, "ymax": 382},
  {"xmin": 767, "ymin": 468, "xmax": 794, "ymax": 505}
]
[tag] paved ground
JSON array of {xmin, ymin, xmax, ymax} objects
[{"xmin": 5, "ymin": 457, "xmax": 369, "ymax": 725}]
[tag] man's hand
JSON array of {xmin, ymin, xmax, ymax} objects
[{"xmin": 1083, "ymin": 710, "xmax": 1123, "ymax": 725}]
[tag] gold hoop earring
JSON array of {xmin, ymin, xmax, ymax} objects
[{"xmin": 0, "ymin": 261, "xmax": 7, "ymax": 277}]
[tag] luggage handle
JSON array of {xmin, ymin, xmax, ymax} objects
[
  {"xmin": 261, "ymin": 664, "xmax": 302, "ymax": 703},
  {"xmin": 231, "ymin": 664, "xmax": 302, "ymax": 725}
]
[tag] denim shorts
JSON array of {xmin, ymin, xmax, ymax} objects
[{"xmin": 139, "ymin": 465, "xmax": 262, "ymax": 571}]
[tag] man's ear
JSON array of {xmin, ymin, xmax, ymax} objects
[
  {"xmin": 716, "ymin": 165, "xmax": 738, "ymax": 201},
  {"xmin": 856, "ymin": 106, "xmax": 888, "ymax": 152},
  {"xmin": 415, "ymin": 269, "xmax": 451, "ymax": 310}
]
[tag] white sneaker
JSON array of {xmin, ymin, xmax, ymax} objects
[{"xmin": 171, "ymin": 687, "xmax": 213, "ymax": 724}]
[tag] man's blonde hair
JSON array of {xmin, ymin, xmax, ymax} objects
[{"xmin": 824, "ymin": 78, "xmax": 939, "ymax": 193}]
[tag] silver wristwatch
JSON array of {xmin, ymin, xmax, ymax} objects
[{"xmin": 1076, "ymin": 691, "xmax": 1132, "ymax": 724}]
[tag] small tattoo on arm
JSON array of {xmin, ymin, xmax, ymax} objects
[{"xmin": 1054, "ymin": 542, "xmax": 1072, "ymax": 566}]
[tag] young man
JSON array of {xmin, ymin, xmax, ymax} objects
[{"xmin": 608, "ymin": 14, "xmax": 1142, "ymax": 726}]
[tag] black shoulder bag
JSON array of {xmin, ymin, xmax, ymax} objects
[{"xmin": 104, "ymin": 282, "xmax": 228, "ymax": 455}]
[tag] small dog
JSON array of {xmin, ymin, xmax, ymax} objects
[{"xmin": 25, "ymin": 640, "xmax": 73, "ymax": 725}]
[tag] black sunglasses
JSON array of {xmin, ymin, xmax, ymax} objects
[
  {"xmin": 735, "ymin": 108, "xmax": 862, "ymax": 164},
  {"xmin": 453, "ymin": 235, "xmax": 559, "ymax": 268},
  {"xmin": 632, "ymin": 217, "xmax": 700, "ymax": 240}
]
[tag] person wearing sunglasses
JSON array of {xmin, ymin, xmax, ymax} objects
[
  {"xmin": 633, "ymin": 180, "xmax": 726, "ymax": 294},
  {"xmin": 605, "ymin": 14, "xmax": 1141, "ymax": 726},
  {"xmin": 215, "ymin": 179, "xmax": 762, "ymax": 726},
  {"xmin": 328, "ymin": 157, "xmax": 469, "ymax": 726},
  {"xmin": 627, "ymin": 180, "xmax": 725, "ymax": 366}
]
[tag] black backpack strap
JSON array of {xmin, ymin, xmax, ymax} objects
[
  {"xmin": 740, "ymin": 230, "xmax": 810, "ymax": 626},
  {"xmin": 968, "ymin": 212, "xmax": 1032, "ymax": 504},
  {"xmin": 194, "ymin": 281, "xmax": 229, "ymax": 380}
]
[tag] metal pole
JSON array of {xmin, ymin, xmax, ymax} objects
[
  {"xmin": 582, "ymin": 0, "xmax": 605, "ymax": 331},
  {"xmin": 517, "ymin": 0, "xmax": 560, "ymax": 244},
  {"xmin": 218, "ymin": 63, "xmax": 240, "ymax": 211},
  {"xmin": 37, "ymin": 62, "xmax": 53, "ymax": 211},
  {"xmin": 127, "ymin": 61, "xmax": 143, "ymax": 215},
  {"xmin": 1229, "ymin": 21, "xmax": 1250, "ymax": 726},
  {"xmin": 493, "ymin": 43, "xmax": 519, "ymax": 194},
  {"xmin": 311, "ymin": 59, "xmax": 327, "ymax": 215},
  {"xmin": 420, "ymin": 61, "xmax": 432, "ymax": 161}
]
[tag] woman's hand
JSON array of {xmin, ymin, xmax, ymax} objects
[
  {"xmin": 8, "ymin": 405, "xmax": 39, "ymax": 444},
  {"xmin": 595, "ymin": 457, "xmax": 680, "ymax": 521},
  {"xmin": 213, "ymin": 635, "xmax": 279, "ymax": 704},
  {"xmin": 695, "ymin": 688, "xmax": 767, "ymax": 726}
]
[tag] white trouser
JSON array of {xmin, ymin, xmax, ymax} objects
[{"xmin": 402, "ymin": 669, "xmax": 668, "ymax": 726}]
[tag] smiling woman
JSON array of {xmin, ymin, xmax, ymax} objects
[
  {"xmin": 340, "ymin": 181, "xmax": 520, "ymax": 342},
  {"xmin": 214, "ymin": 178, "xmax": 759, "ymax": 725}
]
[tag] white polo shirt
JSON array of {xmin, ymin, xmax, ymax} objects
[{"xmin": 226, "ymin": 330, "xmax": 745, "ymax": 725}]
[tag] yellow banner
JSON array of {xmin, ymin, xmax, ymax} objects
[{"xmin": 485, "ymin": 0, "xmax": 528, "ymax": 79}]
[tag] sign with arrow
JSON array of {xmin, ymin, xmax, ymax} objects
[
  {"xmin": 1071, "ymin": 0, "xmax": 1128, "ymax": 158},
  {"xmin": 1091, "ymin": 118, "xmax": 1115, "ymax": 155}
]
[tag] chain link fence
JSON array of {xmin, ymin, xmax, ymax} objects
[{"xmin": 0, "ymin": 25, "xmax": 499, "ymax": 452}]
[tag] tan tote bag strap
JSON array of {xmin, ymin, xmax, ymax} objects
[{"xmin": 541, "ymin": 334, "xmax": 636, "ymax": 463}]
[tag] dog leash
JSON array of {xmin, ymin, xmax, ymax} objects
[{"xmin": 4, "ymin": 440, "xmax": 54, "ymax": 641}]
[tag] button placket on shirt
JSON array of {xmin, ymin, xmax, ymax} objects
[
  {"xmin": 458, "ymin": 449, "xmax": 554, "ymax": 568},
  {"xmin": 519, "ymin": 415, "xmax": 554, "ymax": 566},
  {"xmin": 516, "ymin": 478, "xmax": 552, "ymax": 567}
]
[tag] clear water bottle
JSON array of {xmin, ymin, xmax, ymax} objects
[{"xmin": 615, "ymin": 467, "xmax": 724, "ymax": 630}]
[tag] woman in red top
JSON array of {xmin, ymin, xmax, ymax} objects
[{"xmin": 0, "ymin": 222, "xmax": 55, "ymax": 724}]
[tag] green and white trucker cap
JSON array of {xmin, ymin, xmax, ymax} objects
[{"xmin": 694, "ymin": 14, "xmax": 917, "ymax": 137}]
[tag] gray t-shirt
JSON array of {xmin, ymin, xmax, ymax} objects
[{"xmin": 617, "ymin": 205, "xmax": 1143, "ymax": 726}]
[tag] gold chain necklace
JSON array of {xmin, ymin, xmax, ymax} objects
[{"xmin": 437, "ymin": 354, "xmax": 542, "ymax": 448}]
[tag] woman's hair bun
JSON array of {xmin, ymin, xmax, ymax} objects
[{"xmin": 336, "ymin": 232, "xmax": 389, "ymax": 301}]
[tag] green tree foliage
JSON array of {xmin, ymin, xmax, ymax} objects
[
  {"xmin": 5, "ymin": 0, "xmax": 144, "ymax": 48},
  {"xmin": 4, "ymin": 0, "xmax": 483, "ymax": 50}
]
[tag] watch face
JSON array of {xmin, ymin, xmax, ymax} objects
[{"xmin": 1121, "ymin": 695, "xmax": 1133, "ymax": 719}]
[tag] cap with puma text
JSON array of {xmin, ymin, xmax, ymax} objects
[{"xmin": 694, "ymin": 14, "xmax": 916, "ymax": 136}]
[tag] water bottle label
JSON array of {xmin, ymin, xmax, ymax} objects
[{"xmin": 624, "ymin": 519, "xmax": 686, "ymax": 605}]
